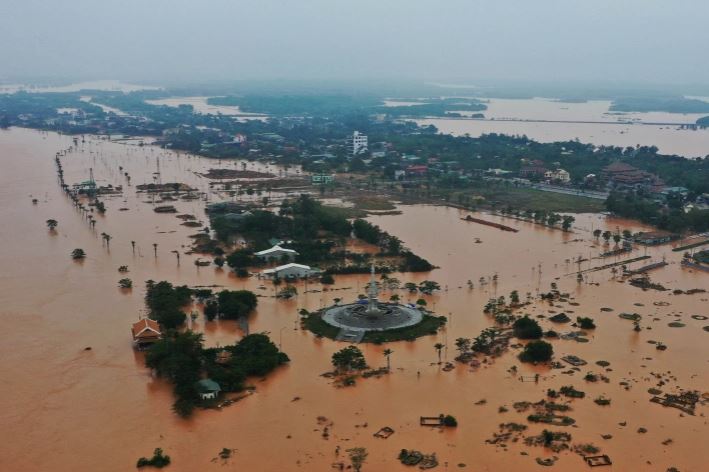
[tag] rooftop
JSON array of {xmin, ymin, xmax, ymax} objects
[{"xmin": 131, "ymin": 318, "xmax": 161, "ymax": 339}]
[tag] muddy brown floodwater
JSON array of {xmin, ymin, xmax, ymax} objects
[{"xmin": 1, "ymin": 127, "xmax": 707, "ymax": 471}]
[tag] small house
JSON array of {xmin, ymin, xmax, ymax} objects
[
  {"xmin": 196, "ymin": 379, "xmax": 221, "ymax": 400},
  {"xmin": 131, "ymin": 318, "xmax": 162, "ymax": 348}
]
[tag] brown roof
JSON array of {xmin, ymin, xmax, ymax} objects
[
  {"xmin": 604, "ymin": 162, "xmax": 638, "ymax": 173},
  {"xmin": 131, "ymin": 318, "xmax": 161, "ymax": 339}
]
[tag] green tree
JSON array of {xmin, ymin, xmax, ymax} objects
[
  {"xmin": 510, "ymin": 290, "xmax": 520, "ymax": 305},
  {"xmin": 561, "ymin": 215, "xmax": 575, "ymax": 231},
  {"xmin": 519, "ymin": 340, "xmax": 553, "ymax": 363},
  {"xmin": 217, "ymin": 290, "xmax": 258, "ymax": 319},
  {"xmin": 513, "ymin": 316, "xmax": 542, "ymax": 339},
  {"xmin": 347, "ymin": 447, "xmax": 368, "ymax": 472},
  {"xmin": 332, "ymin": 346, "xmax": 368, "ymax": 372},
  {"xmin": 71, "ymin": 248, "xmax": 86, "ymax": 259},
  {"xmin": 455, "ymin": 337, "xmax": 471, "ymax": 356}
]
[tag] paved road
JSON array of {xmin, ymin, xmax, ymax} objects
[{"xmin": 527, "ymin": 184, "xmax": 609, "ymax": 200}]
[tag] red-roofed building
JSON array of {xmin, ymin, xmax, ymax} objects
[
  {"xmin": 406, "ymin": 165, "xmax": 428, "ymax": 177},
  {"xmin": 131, "ymin": 318, "xmax": 162, "ymax": 348},
  {"xmin": 602, "ymin": 162, "xmax": 664, "ymax": 192}
]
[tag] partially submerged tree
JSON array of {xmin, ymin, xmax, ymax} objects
[
  {"xmin": 383, "ymin": 348, "xmax": 393, "ymax": 372},
  {"xmin": 513, "ymin": 316, "xmax": 543, "ymax": 339},
  {"xmin": 332, "ymin": 346, "xmax": 368, "ymax": 372},
  {"xmin": 519, "ymin": 340, "xmax": 553, "ymax": 363},
  {"xmin": 71, "ymin": 248, "xmax": 86, "ymax": 260}
]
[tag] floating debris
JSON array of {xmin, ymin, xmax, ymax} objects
[
  {"xmin": 549, "ymin": 313, "xmax": 571, "ymax": 323},
  {"xmin": 584, "ymin": 454, "xmax": 612, "ymax": 467},
  {"xmin": 374, "ymin": 426, "xmax": 394, "ymax": 439},
  {"xmin": 562, "ymin": 355, "xmax": 587, "ymax": 366},
  {"xmin": 650, "ymin": 391, "xmax": 699, "ymax": 415}
]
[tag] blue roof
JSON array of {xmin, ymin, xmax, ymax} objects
[{"xmin": 196, "ymin": 379, "xmax": 221, "ymax": 393}]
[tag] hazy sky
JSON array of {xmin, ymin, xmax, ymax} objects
[{"xmin": 1, "ymin": 0, "xmax": 708, "ymax": 85}]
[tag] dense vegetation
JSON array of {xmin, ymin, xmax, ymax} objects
[
  {"xmin": 145, "ymin": 280, "xmax": 193, "ymax": 329},
  {"xmin": 606, "ymin": 191, "xmax": 709, "ymax": 233},
  {"xmin": 610, "ymin": 96, "xmax": 709, "ymax": 114},
  {"xmin": 146, "ymin": 332, "xmax": 288, "ymax": 417},
  {"xmin": 512, "ymin": 316, "xmax": 543, "ymax": 339},
  {"xmin": 210, "ymin": 195, "xmax": 434, "ymax": 272},
  {"xmin": 519, "ymin": 340, "xmax": 554, "ymax": 363}
]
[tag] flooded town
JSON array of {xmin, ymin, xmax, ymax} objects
[{"xmin": 2, "ymin": 2, "xmax": 709, "ymax": 472}]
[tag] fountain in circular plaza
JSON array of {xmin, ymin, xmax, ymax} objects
[{"xmin": 321, "ymin": 265, "xmax": 424, "ymax": 341}]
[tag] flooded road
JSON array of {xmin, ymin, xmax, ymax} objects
[{"xmin": 1, "ymin": 127, "xmax": 707, "ymax": 471}]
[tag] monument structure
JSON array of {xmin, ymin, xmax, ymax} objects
[{"xmin": 320, "ymin": 264, "xmax": 424, "ymax": 341}]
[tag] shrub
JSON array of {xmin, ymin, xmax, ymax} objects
[
  {"xmin": 576, "ymin": 316, "xmax": 596, "ymax": 329},
  {"xmin": 443, "ymin": 415, "xmax": 458, "ymax": 427},
  {"xmin": 118, "ymin": 278, "xmax": 133, "ymax": 289},
  {"xmin": 136, "ymin": 448, "xmax": 171, "ymax": 468},
  {"xmin": 71, "ymin": 248, "xmax": 86, "ymax": 259}
]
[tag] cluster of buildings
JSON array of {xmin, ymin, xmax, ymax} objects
[
  {"xmin": 601, "ymin": 161, "xmax": 665, "ymax": 193},
  {"xmin": 518, "ymin": 160, "xmax": 570, "ymax": 183}
]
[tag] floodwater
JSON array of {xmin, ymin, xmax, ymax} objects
[
  {"xmin": 1, "ymin": 127, "xmax": 708, "ymax": 471},
  {"xmin": 145, "ymin": 97, "xmax": 268, "ymax": 121},
  {"xmin": 415, "ymin": 97, "xmax": 709, "ymax": 158},
  {"xmin": 0, "ymin": 80, "xmax": 160, "ymax": 94}
]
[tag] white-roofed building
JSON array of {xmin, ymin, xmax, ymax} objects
[
  {"xmin": 262, "ymin": 263, "xmax": 319, "ymax": 279},
  {"xmin": 253, "ymin": 245, "xmax": 298, "ymax": 262}
]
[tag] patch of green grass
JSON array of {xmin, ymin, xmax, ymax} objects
[
  {"xmin": 303, "ymin": 312, "xmax": 447, "ymax": 343},
  {"xmin": 459, "ymin": 187, "xmax": 604, "ymax": 213},
  {"xmin": 350, "ymin": 196, "xmax": 397, "ymax": 212},
  {"xmin": 319, "ymin": 204, "xmax": 367, "ymax": 219},
  {"xmin": 363, "ymin": 315, "xmax": 447, "ymax": 343},
  {"xmin": 303, "ymin": 312, "xmax": 341, "ymax": 339}
]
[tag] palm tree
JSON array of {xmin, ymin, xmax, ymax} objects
[
  {"xmin": 46, "ymin": 219, "xmax": 58, "ymax": 230},
  {"xmin": 172, "ymin": 250, "xmax": 180, "ymax": 265},
  {"xmin": 383, "ymin": 349, "xmax": 393, "ymax": 372},
  {"xmin": 131, "ymin": 241, "xmax": 136, "ymax": 254},
  {"xmin": 153, "ymin": 243, "xmax": 158, "ymax": 257},
  {"xmin": 434, "ymin": 343, "xmax": 445, "ymax": 364},
  {"xmin": 102, "ymin": 233, "xmax": 112, "ymax": 248}
]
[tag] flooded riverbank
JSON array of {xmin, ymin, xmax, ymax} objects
[
  {"xmin": 415, "ymin": 97, "xmax": 709, "ymax": 158},
  {"xmin": 1, "ymin": 127, "xmax": 707, "ymax": 471}
]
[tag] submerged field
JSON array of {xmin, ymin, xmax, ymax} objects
[{"xmin": 0, "ymin": 127, "xmax": 707, "ymax": 472}]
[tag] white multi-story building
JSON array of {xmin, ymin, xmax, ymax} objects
[
  {"xmin": 347, "ymin": 131, "xmax": 368, "ymax": 155},
  {"xmin": 545, "ymin": 168, "xmax": 571, "ymax": 183}
]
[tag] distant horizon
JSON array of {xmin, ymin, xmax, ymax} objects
[
  {"xmin": 3, "ymin": 1, "xmax": 709, "ymax": 86},
  {"xmin": 4, "ymin": 77, "xmax": 709, "ymax": 99}
]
